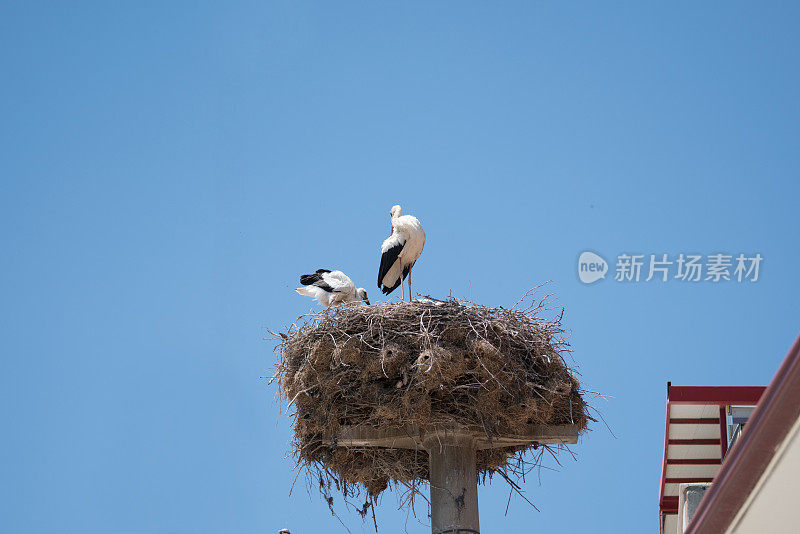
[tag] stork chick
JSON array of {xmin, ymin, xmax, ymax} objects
[{"xmin": 296, "ymin": 269, "xmax": 369, "ymax": 307}]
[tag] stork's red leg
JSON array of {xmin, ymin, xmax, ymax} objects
[{"xmin": 408, "ymin": 265, "xmax": 413, "ymax": 302}]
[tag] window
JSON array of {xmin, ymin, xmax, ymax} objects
[{"xmin": 726, "ymin": 405, "xmax": 756, "ymax": 450}]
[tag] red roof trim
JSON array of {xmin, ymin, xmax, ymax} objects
[
  {"xmin": 668, "ymin": 439, "xmax": 720, "ymax": 445},
  {"xmin": 668, "ymin": 386, "xmax": 765, "ymax": 405},
  {"xmin": 661, "ymin": 499, "xmax": 679, "ymax": 516},
  {"xmin": 686, "ymin": 334, "xmax": 800, "ymax": 534},
  {"xmin": 670, "ymin": 418, "xmax": 719, "ymax": 424},
  {"xmin": 658, "ymin": 393, "xmax": 672, "ymax": 530},
  {"xmin": 719, "ymin": 406, "xmax": 728, "ymax": 458},
  {"xmin": 667, "ymin": 458, "xmax": 721, "ymax": 465}
]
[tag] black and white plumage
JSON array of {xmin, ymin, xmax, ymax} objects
[
  {"xmin": 295, "ymin": 269, "xmax": 370, "ymax": 307},
  {"xmin": 378, "ymin": 205, "xmax": 426, "ymax": 300}
]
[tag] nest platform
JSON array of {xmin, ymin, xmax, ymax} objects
[{"xmin": 275, "ymin": 294, "xmax": 589, "ymax": 510}]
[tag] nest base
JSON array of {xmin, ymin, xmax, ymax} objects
[
  {"xmin": 275, "ymin": 295, "xmax": 590, "ymax": 511},
  {"xmin": 335, "ymin": 423, "xmax": 579, "ymax": 450}
]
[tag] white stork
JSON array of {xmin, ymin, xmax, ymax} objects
[
  {"xmin": 378, "ymin": 205, "xmax": 426, "ymax": 301},
  {"xmin": 295, "ymin": 269, "xmax": 370, "ymax": 307}
]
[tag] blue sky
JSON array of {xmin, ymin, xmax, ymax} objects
[{"xmin": 2, "ymin": 2, "xmax": 799, "ymax": 533}]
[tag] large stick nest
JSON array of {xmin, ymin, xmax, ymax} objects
[{"xmin": 273, "ymin": 292, "xmax": 589, "ymax": 509}]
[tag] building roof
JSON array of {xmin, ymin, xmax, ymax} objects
[
  {"xmin": 658, "ymin": 385, "xmax": 765, "ymax": 534},
  {"xmin": 684, "ymin": 334, "xmax": 800, "ymax": 534}
]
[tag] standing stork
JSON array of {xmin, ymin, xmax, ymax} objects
[
  {"xmin": 295, "ymin": 269, "xmax": 370, "ymax": 307},
  {"xmin": 378, "ymin": 205, "xmax": 426, "ymax": 301}
]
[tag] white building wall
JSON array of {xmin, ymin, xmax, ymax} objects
[{"xmin": 727, "ymin": 415, "xmax": 800, "ymax": 533}]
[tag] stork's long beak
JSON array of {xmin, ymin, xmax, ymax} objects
[
  {"xmin": 389, "ymin": 224, "xmax": 393, "ymax": 236},
  {"xmin": 364, "ymin": 299, "xmax": 371, "ymax": 305}
]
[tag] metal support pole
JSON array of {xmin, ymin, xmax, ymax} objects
[{"xmin": 425, "ymin": 434, "xmax": 480, "ymax": 534}]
